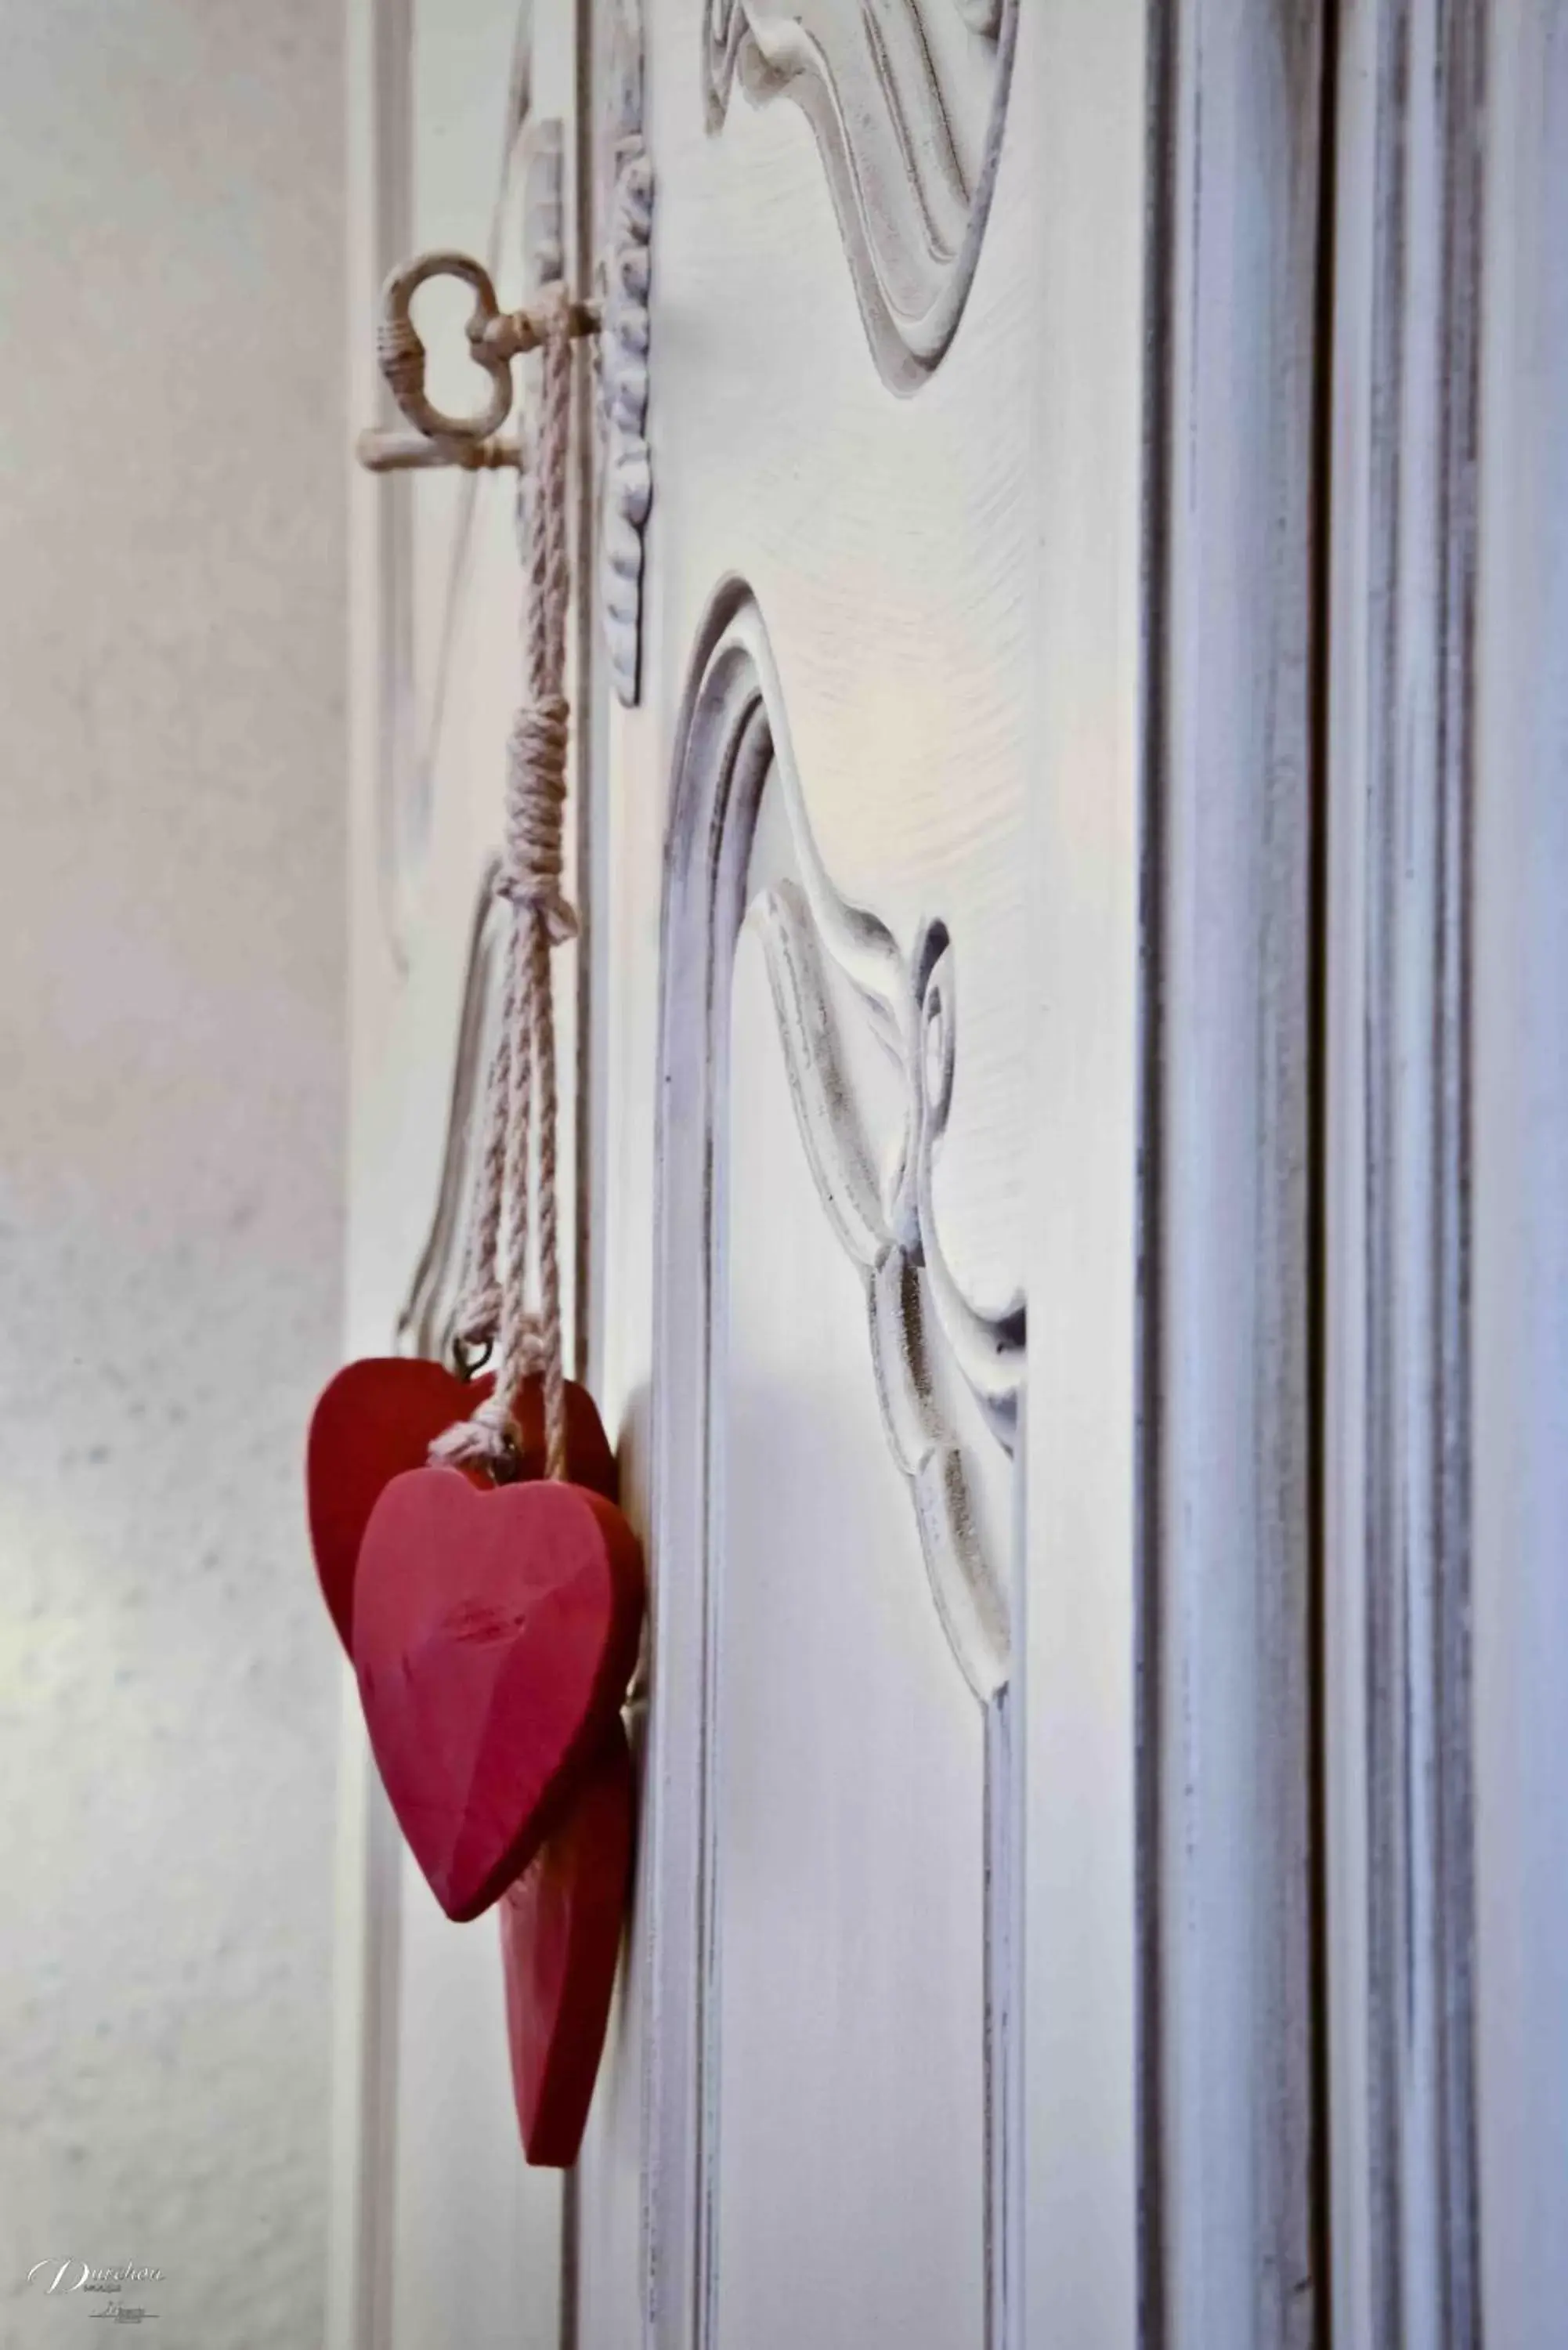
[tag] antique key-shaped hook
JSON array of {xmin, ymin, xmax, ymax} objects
[
  {"xmin": 355, "ymin": 425, "xmax": 524, "ymax": 473},
  {"xmin": 356, "ymin": 251, "xmax": 600, "ymax": 474}
]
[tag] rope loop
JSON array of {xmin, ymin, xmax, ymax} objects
[{"xmin": 429, "ymin": 1390, "xmax": 518, "ymax": 1477}]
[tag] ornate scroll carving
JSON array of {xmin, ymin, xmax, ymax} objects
[
  {"xmin": 703, "ymin": 0, "xmax": 1018, "ymax": 390},
  {"xmin": 753, "ymin": 873, "xmax": 1021, "ymax": 1698},
  {"xmin": 667, "ymin": 584, "xmax": 1021, "ymax": 1697},
  {"xmin": 598, "ymin": 0, "xmax": 653, "ymax": 703},
  {"xmin": 646, "ymin": 579, "xmax": 1024, "ymax": 2350}
]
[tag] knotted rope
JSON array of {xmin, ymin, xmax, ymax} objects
[{"xmin": 432, "ymin": 288, "xmax": 577, "ymax": 1481}]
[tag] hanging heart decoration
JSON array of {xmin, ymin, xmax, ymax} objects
[
  {"xmin": 354, "ymin": 1469, "xmax": 643, "ymax": 1920},
  {"xmin": 305, "ymin": 281, "xmax": 642, "ymax": 2164},
  {"xmin": 306, "ymin": 1358, "xmax": 617, "ymax": 1649},
  {"xmin": 500, "ymin": 1716, "xmax": 635, "ymax": 2167}
]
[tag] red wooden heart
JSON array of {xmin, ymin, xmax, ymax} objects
[
  {"xmin": 353, "ymin": 1466, "xmax": 644, "ymax": 1921},
  {"xmin": 500, "ymin": 1715, "xmax": 634, "ymax": 2167},
  {"xmin": 305, "ymin": 1358, "xmax": 617, "ymax": 1648}
]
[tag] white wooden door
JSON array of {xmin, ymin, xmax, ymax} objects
[
  {"xmin": 583, "ymin": 10, "xmax": 1329, "ymax": 2346},
  {"xmin": 579, "ymin": 8, "xmax": 1145, "ymax": 2344},
  {"xmin": 335, "ymin": 4, "xmax": 1568, "ymax": 2348},
  {"xmin": 338, "ymin": 5, "xmax": 1156, "ymax": 2341}
]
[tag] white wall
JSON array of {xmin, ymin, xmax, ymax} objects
[{"xmin": 0, "ymin": 5, "xmax": 345, "ymax": 2343}]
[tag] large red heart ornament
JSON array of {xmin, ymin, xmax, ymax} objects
[
  {"xmin": 500, "ymin": 1715, "xmax": 635, "ymax": 2167},
  {"xmin": 306, "ymin": 1358, "xmax": 617, "ymax": 1647},
  {"xmin": 353, "ymin": 1466, "xmax": 644, "ymax": 1922}
]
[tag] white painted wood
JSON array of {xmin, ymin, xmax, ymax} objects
[
  {"xmin": 701, "ymin": 0, "xmax": 1018, "ymax": 387},
  {"xmin": 1324, "ymin": 5, "xmax": 1484, "ymax": 2344},
  {"xmin": 716, "ymin": 917, "xmax": 988, "ymax": 2347},
  {"xmin": 331, "ymin": 2, "xmax": 411, "ymax": 2337},
  {"xmin": 1143, "ymin": 6, "xmax": 1324, "ymax": 2345},
  {"xmin": 640, "ymin": 590, "xmax": 1022, "ymax": 2350},
  {"xmin": 1019, "ymin": 10, "xmax": 1145, "ymax": 2344},
  {"xmin": 1472, "ymin": 8, "xmax": 1568, "ymax": 2344},
  {"xmin": 587, "ymin": 2, "xmax": 1321, "ymax": 2344},
  {"xmin": 578, "ymin": 7, "xmax": 1057, "ymax": 2341}
]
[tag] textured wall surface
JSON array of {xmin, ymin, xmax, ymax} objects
[{"xmin": 0, "ymin": 6, "xmax": 345, "ymax": 2344}]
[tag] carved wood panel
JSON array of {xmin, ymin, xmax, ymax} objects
[
  {"xmin": 703, "ymin": 0, "xmax": 1018, "ymax": 389},
  {"xmin": 645, "ymin": 584, "xmax": 1024, "ymax": 2350},
  {"xmin": 586, "ymin": 13, "xmax": 1143, "ymax": 2348}
]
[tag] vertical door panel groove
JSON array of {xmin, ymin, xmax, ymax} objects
[
  {"xmin": 1324, "ymin": 3, "xmax": 1484, "ymax": 2341},
  {"xmin": 1142, "ymin": 5, "xmax": 1325, "ymax": 2345}
]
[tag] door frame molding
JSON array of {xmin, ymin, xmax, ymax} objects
[
  {"xmin": 1324, "ymin": 5, "xmax": 1487, "ymax": 2342},
  {"xmin": 1140, "ymin": 5, "xmax": 1327, "ymax": 2343}
]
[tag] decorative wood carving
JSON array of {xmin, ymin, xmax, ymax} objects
[
  {"xmin": 753, "ymin": 878, "xmax": 1020, "ymax": 1698},
  {"xmin": 645, "ymin": 581, "xmax": 1024, "ymax": 2348},
  {"xmin": 703, "ymin": 0, "xmax": 1018, "ymax": 390},
  {"xmin": 597, "ymin": 0, "xmax": 652, "ymax": 703}
]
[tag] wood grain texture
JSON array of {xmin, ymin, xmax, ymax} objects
[
  {"xmin": 1142, "ymin": 7, "xmax": 1324, "ymax": 2345},
  {"xmin": 1324, "ymin": 4, "xmax": 1484, "ymax": 2343},
  {"xmin": 703, "ymin": 0, "xmax": 1018, "ymax": 389}
]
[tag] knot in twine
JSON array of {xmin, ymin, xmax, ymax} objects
[
  {"xmin": 429, "ymin": 1390, "xmax": 518, "ymax": 1473},
  {"xmin": 426, "ymin": 1309, "xmax": 546, "ymax": 1477},
  {"xmin": 450, "ymin": 1290, "xmax": 547, "ymax": 1363},
  {"xmin": 496, "ymin": 694, "xmax": 578, "ymax": 944}
]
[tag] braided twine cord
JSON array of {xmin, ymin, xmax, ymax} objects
[{"xmin": 431, "ymin": 290, "xmax": 577, "ymax": 1483}]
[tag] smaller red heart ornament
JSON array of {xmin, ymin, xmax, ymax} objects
[
  {"xmin": 306, "ymin": 1358, "xmax": 617, "ymax": 1648},
  {"xmin": 354, "ymin": 1466, "xmax": 644, "ymax": 1922},
  {"xmin": 500, "ymin": 1715, "xmax": 635, "ymax": 2167}
]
